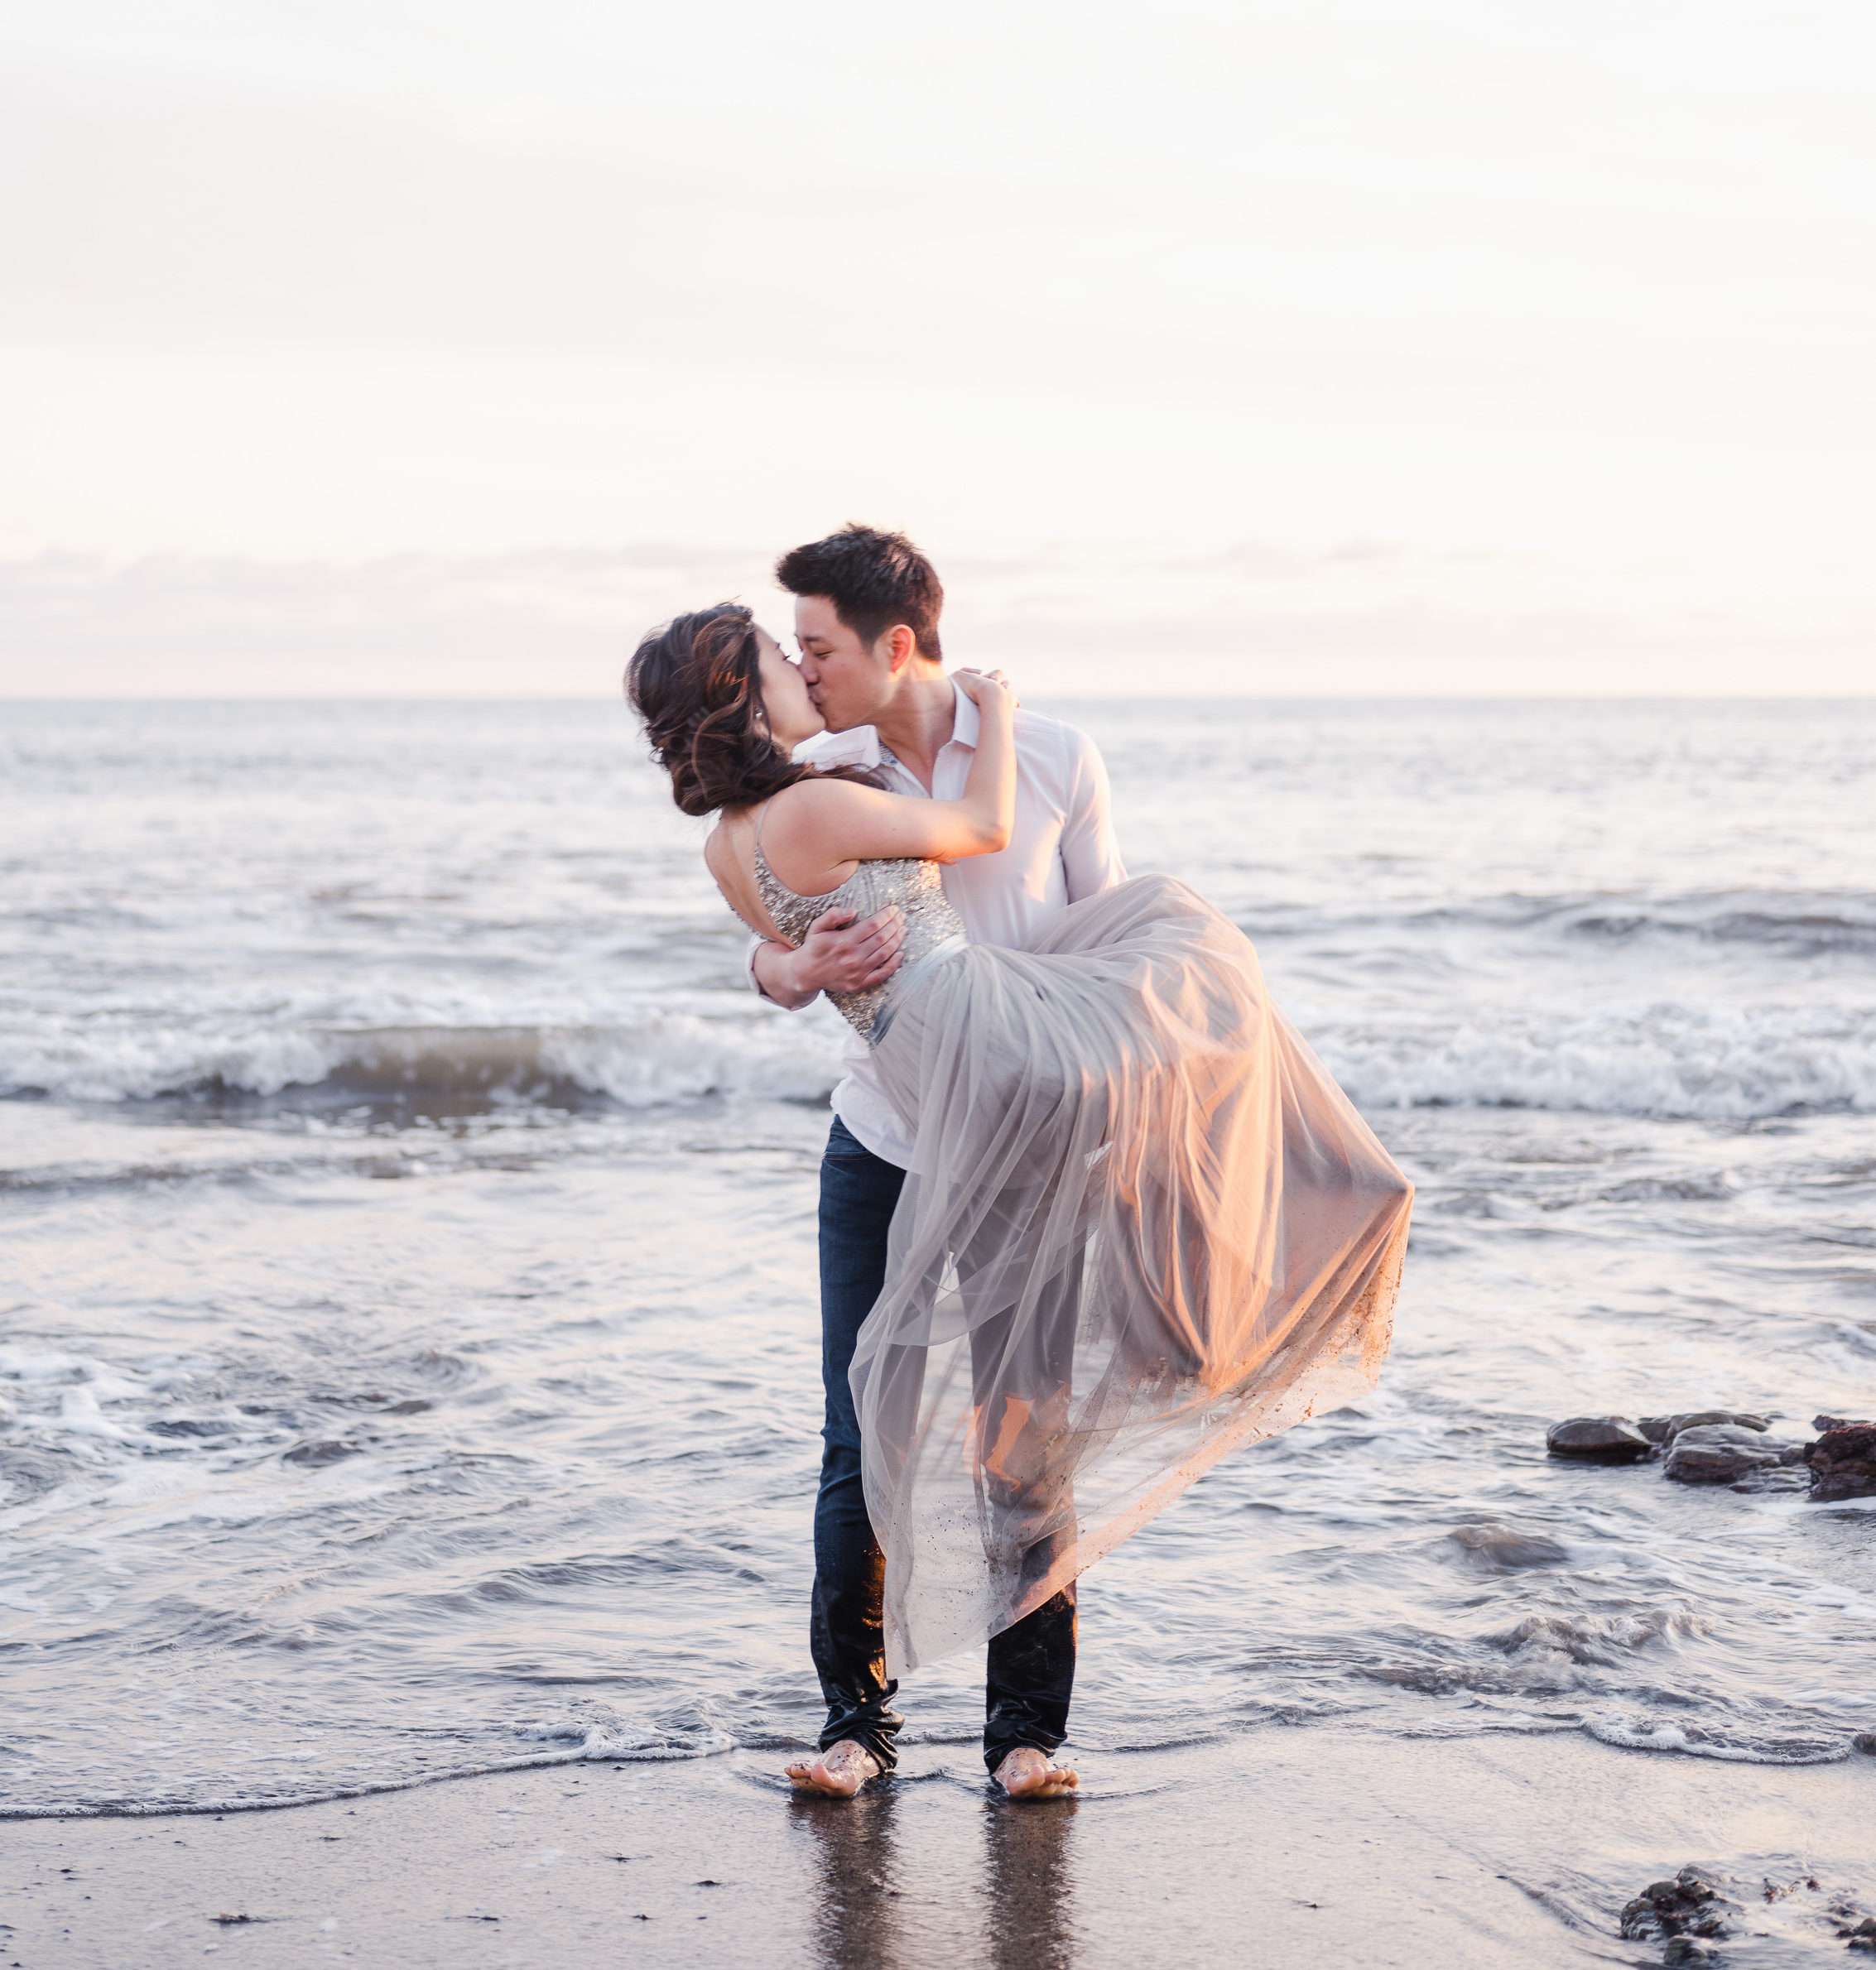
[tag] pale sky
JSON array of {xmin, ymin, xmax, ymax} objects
[{"xmin": 2, "ymin": 0, "xmax": 1873, "ymax": 695}]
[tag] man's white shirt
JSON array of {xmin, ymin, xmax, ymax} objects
[{"xmin": 747, "ymin": 680, "xmax": 1127, "ymax": 1169}]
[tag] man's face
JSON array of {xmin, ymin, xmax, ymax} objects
[{"xmin": 794, "ymin": 596, "xmax": 893, "ymax": 733}]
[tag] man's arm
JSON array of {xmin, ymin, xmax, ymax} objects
[
  {"xmin": 747, "ymin": 906, "xmax": 907, "ymax": 1011},
  {"xmin": 1058, "ymin": 727, "xmax": 1127, "ymax": 902}
]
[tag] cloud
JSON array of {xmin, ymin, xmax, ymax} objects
[
  {"xmin": 4, "ymin": 548, "xmax": 1867, "ymax": 699},
  {"xmin": 0, "ymin": 549, "xmax": 758, "ymax": 694}
]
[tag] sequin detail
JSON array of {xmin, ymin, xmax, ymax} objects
[{"xmin": 753, "ymin": 844, "xmax": 966, "ymax": 1045}]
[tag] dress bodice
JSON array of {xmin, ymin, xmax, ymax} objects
[{"xmin": 753, "ymin": 838, "xmax": 967, "ymax": 1045}]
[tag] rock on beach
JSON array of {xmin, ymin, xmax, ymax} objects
[
  {"xmin": 1663, "ymin": 1424, "xmax": 1786, "ymax": 1486},
  {"xmin": 1619, "ymin": 1865, "xmax": 1734, "ymax": 1944},
  {"xmin": 1638, "ymin": 1410, "xmax": 1770, "ymax": 1444},
  {"xmin": 1545, "ymin": 1416, "xmax": 1652, "ymax": 1463},
  {"xmin": 1806, "ymin": 1421, "xmax": 1876, "ymax": 1501}
]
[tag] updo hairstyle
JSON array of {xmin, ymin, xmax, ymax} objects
[{"xmin": 626, "ymin": 603, "xmax": 815, "ymax": 818}]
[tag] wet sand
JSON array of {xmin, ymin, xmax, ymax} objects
[{"xmin": 7, "ymin": 1732, "xmax": 1872, "ymax": 1968}]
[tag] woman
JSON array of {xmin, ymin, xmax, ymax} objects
[{"xmin": 628, "ymin": 603, "xmax": 1412, "ymax": 1754}]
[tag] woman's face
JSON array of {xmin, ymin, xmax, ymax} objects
[{"xmin": 755, "ymin": 627, "xmax": 825, "ymax": 752}]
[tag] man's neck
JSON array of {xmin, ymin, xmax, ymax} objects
[{"xmin": 870, "ymin": 665, "xmax": 955, "ymax": 794}]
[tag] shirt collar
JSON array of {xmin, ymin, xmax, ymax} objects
[
  {"xmin": 794, "ymin": 680, "xmax": 976, "ymax": 777},
  {"xmin": 790, "ymin": 725, "xmax": 882, "ymax": 771},
  {"xmin": 946, "ymin": 677, "xmax": 980, "ymax": 752}
]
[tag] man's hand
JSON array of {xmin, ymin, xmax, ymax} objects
[{"xmin": 751, "ymin": 906, "xmax": 906, "ymax": 1009}]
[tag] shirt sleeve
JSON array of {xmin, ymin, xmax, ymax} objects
[
  {"xmin": 1058, "ymin": 725, "xmax": 1128, "ymax": 902},
  {"xmin": 745, "ymin": 929, "xmax": 800, "ymax": 1006}
]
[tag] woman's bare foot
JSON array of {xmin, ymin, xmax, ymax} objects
[
  {"xmin": 785, "ymin": 1738, "xmax": 880, "ymax": 1797},
  {"xmin": 992, "ymin": 1747, "xmax": 1078, "ymax": 1799}
]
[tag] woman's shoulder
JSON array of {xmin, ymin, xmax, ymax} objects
[
  {"xmin": 762, "ymin": 774, "xmax": 878, "ymax": 831},
  {"xmin": 702, "ymin": 814, "xmax": 738, "ymax": 880}
]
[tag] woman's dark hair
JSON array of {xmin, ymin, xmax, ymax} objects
[{"xmin": 625, "ymin": 603, "xmax": 810, "ymax": 817}]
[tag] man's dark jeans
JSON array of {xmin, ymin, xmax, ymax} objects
[{"xmin": 813, "ymin": 1116, "xmax": 1076, "ymax": 1775}]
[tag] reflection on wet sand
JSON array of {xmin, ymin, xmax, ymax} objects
[
  {"xmin": 984, "ymin": 1794, "xmax": 1080, "ymax": 1970},
  {"xmin": 793, "ymin": 1781, "xmax": 911, "ymax": 1970},
  {"xmin": 791, "ymin": 1779, "xmax": 1082, "ymax": 1970}
]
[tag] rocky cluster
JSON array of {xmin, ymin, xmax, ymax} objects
[
  {"xmin": 1544, "ymin": 1410, "xmax": 1876, "ymax": 1497},
  {"xmin": 1619, "ymin": 1871, "xmax": 1876, "ymax": 1958},
  {"xmin": 1619, "ymin": 1867, "xmax": 1734, "ymax": 1950}
]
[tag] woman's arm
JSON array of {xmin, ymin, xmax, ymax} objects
[{"xmin": 758, "ymin": 672, "xmax": 1017, "ymax": 897}]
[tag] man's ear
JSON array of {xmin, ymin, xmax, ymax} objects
[{"xmin": 882, "ymin": 625, "xmax": 916, "ymax": 675}]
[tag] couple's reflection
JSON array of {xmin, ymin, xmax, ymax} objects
[{"xmin": 794, "ymin": 1779, "xmax": 1080, "ymax": 1970}]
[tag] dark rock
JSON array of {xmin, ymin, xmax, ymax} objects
[
  {"xmin": 1663, "ymin": 1424, "xmax": 1784, "ymax": 1485},
  {"xmin": 1662, "ymin": 1940, "xmax": 1712, "ymax": 1966},
  {"xmin": 1619, "ymin": 1900, "xmax": 1657, "ymax": 1939},
  {"xmin": 1778, "ymin": 1441, "xmax": 1811, "ymax": 1465},
  {"xmin": 1639, "ymin": 1410, "xmax": 1770, "ymax": 1443},
  {"xmin": 1850, "ymin": 1939, "xmax": 1876, "ymax": 1954},
  {"xmin": 1450, "ymin": 1522, "xmax": 1570, "ymax": 1569},
  {"xmin": 1729, "ymin": 1463, "xmax": 1811, "ymax": 1494},
  {"xmin": 1851, "ymin": 1917, "xmax": 1876, "ymax": 1937},
  {"xmin": 1619, "ymin": 1867, "xmax": 1734, "ymax": 1944},
  {"xmin": 1546, "ymin": 1416, "xmax": 1652, "ymax": 1463},
  {"xmin": 283, "ymin": 1439, "xmax": 359, "ymax": 1467},
  {"xmin": 1813, "ymin": 1414, "xmax": 1867, "ymax": 1434},
  {"xmin": 1854, "ymin": 1733, "xmax": 1876, "ymax": 1756},
  {"xmin": 1807, "ymin": 1423, "xmax": 1876, "ymax": 1502}
]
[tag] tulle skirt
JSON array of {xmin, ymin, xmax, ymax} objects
[{"xmin": 854, "ymin": 872, "xmax": 1412, "ymax": 1678}]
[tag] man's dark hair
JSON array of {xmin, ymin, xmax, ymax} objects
[{"xmin": 774, "ymin": 524, "xmax": 944, "ymax": 663}]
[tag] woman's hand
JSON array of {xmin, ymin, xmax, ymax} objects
[{"xmin": 953, "ymin": 667, "xmax": 1018, "ymax": 712}]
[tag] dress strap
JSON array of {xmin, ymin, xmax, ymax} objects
[{"xmin": 750, "ymin": 798, "xmax": 772, "ymax": 858}]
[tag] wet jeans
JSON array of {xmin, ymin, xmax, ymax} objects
[{"xmin": 814, "ymin": 1117, "xmax": 1076, "ymax": 1775}]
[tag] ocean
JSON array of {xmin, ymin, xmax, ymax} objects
[{"xmin": 3, "ymin": 696, "xmax": 1874, "ymax": 1818}]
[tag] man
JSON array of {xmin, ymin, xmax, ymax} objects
[{"xmin": 752, "ymin": 524, "xmax": 1125, "ymax": 1800}]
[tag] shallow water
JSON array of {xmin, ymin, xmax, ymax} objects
[{"xmin": 2, "ymin": 699, "xmax": 1874, "ymax": 1815}]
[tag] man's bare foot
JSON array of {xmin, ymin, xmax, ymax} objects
[
  {"xmin": 993, "ymin": 1747, "xmax": 1078, "ymax": 1799},
  {"xmin": 785, "ymin": 1738, "xmax": 880, "ymax": 1797}
]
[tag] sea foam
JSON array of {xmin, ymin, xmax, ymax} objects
[
  {"xmin": 0, "ymin": 1013, "xmax": 847, "ymax": 1111},
  {"xmin": 6, "ymin": 999, "xmax": 1873, "ymax": 1121}
]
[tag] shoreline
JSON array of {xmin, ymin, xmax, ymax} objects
[
  {"xmin": 2, "ymin": 1711, "xmax": 1869, "ymax": 1825},
  {"xmin": 7, "ymin": 1730, "xmax": 1873, "ymax": 1968}
]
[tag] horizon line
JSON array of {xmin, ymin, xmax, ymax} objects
[{"xmin": 7, "ymin": 690, "xmax": 1876, "ymax": 706}]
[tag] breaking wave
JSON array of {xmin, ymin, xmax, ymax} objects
[
  {"xmin": 0, "ymin": 1015, "xmax": 846, "ymax": 1112},
  {"xmin": 4, "ymin": 997, "xmax": 1875, "ymax": 1122},
  {"xmin": 1319, "ymin": 1000, "xmax": 1876, "ymax": 1122}
]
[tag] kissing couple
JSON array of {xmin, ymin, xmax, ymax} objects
[{"xmin": 628, "ymin": 525, "xmax": 1412, "ymax": 1799}]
